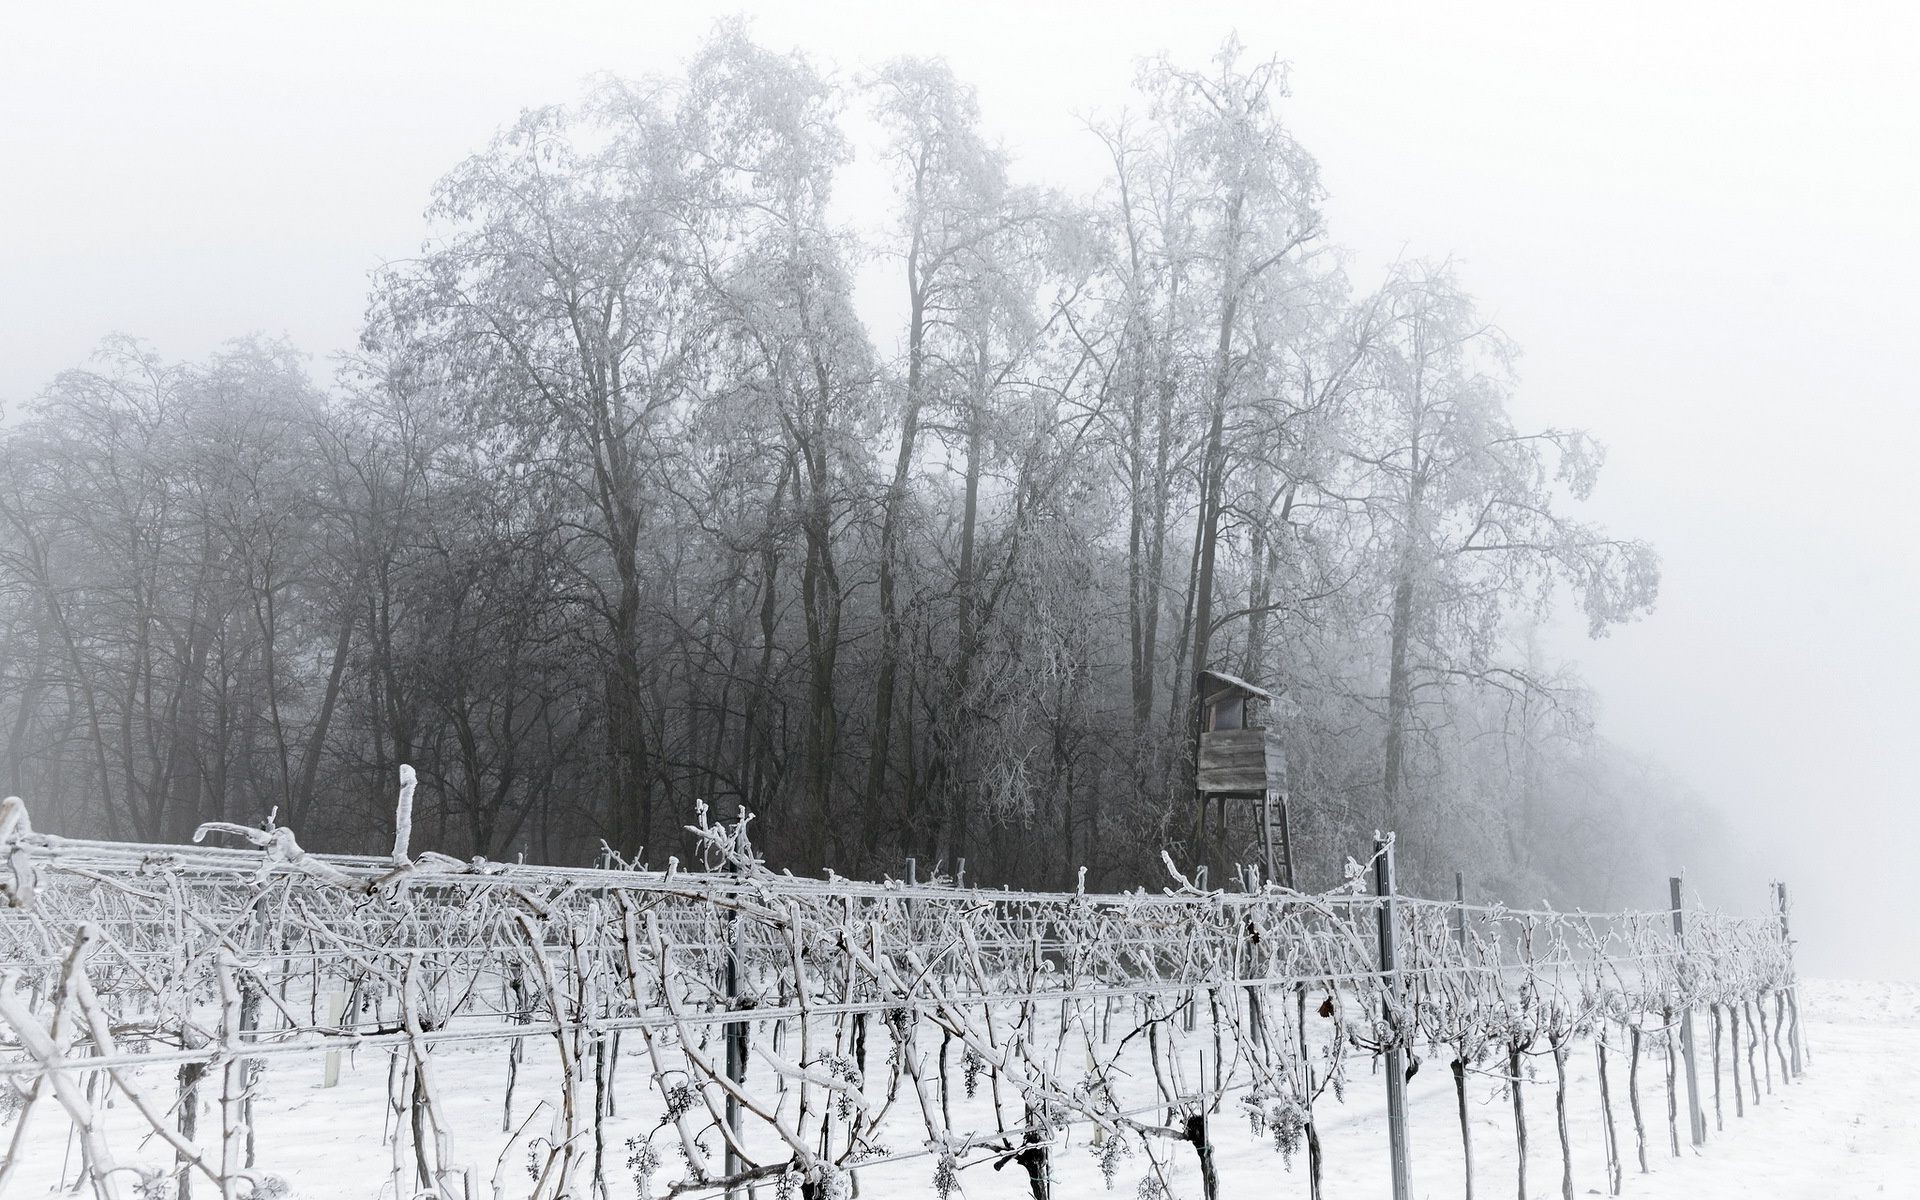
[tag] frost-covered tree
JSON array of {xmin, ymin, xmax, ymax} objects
[
  {"xmin": 0, "ymin": 31, "xmax": 1680, "ymax": 904},
  {"xmin": 1342, "ymin": 261, "xmax": 1659, "ymax": 859}
]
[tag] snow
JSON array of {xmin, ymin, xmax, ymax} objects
[
  {"xmin": 1199, "ymin": 977, "xmax": 1920, "ymax": 1200},
  {"xmin": 8, "ymin": 979, "xmax": 1913, "ymax": 1198},
  {"xmin": 1600, "ymin": 979, "xmax": 1920, "ymax": 1200}
]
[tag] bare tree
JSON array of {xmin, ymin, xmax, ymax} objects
[
  {"xmin": 0, "ymin": 33, "xmax": 1683, "ymax": 909},
  {"xmin": 1347, "ymin": 261, "xmax": 1658, "ymax": 857}
]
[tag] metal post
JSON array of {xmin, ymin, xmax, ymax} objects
[
  {"xmin": 1776, "ymin": 882, "xmax": 1804, "ymax": 1076},
  {"xmin": 906, "ymin": 856, "xmax": 917, "ymax": 886},
  {"xmin": 1375, "ymin": 835, "xmax": 1413, "ymax": 1200},
  {"xmin": 1453, "ymin": 870, "xmax": 1468, "ymax": 950},
  {"xmin": 1669, "ymin": 877, "xmax": 1707, "ymax": 1147},
  {"xmin": 724, "ymin": 871, "xmax": 747, "ymax": 1197}
]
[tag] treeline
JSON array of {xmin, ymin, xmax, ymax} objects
[{"xmin": 0, "ymin": 30, "xmax": 1707, "ymax": 904}]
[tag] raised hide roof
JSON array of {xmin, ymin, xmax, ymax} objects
[{"xmin": 1197, "ymin": 669, "xmax": 1273, "ymax": 702}]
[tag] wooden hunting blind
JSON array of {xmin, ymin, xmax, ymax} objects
[{"xmin": 1195, "ymin": 670, "xmax": 1295, "ymax": 887}]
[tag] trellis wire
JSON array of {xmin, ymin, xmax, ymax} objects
[{"xmin": 0, "ymin": 794, "xmax": 1801, "ymax": 1200}]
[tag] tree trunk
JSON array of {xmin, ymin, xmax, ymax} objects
[
  {"xmin": 1453, "ymin": 1057, "xmax": 1475, "ymax": 1200},
  {"xmin": 865, "ymin": 260, "xmax": 928, "ymax": 858}
]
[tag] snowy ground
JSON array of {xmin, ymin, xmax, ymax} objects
[
  {"xmin": 1268, "ymin": 978, "xmax": 1920, "ymax": 1200},
  {"xmin": 10, "ymin": 979, "xmax": 1915, "ymax": 1198},
  {"xmin": 1091, "ymin": 978, "xmax": 1919, "ymax": 1200},
  {"xmin": 1583, "ymin": 979, "xmax": 1920, "ymax": 1200}
]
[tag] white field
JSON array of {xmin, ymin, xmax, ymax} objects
[{"xmin": 7, "ymin": 979, "xmax": 1914, "ymax": 1199}]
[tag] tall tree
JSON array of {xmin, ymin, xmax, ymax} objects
[
  {"xmin": 688, "ymin": 26, "xmax": 872, "ymax": 865},
  {"xmin": 1349, "ymin": 261, "xmax": 1659, "ymax": 840},
  {"xmin": 863, "ymin": 57, "xmax": 1015, "ymax": 859},
  {"xmin": 366, "ymin": 85, "xmax": 702, "ymax": 856}
]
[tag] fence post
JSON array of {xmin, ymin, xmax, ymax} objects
[
  {"xmin": 1775, "ymin": 882, "xmax": 1804, "ymax": 1076},
  {"xmin": 906, "ymin": 856, "xmax": 917, "ymax": 886},
  {"xmin": 1277, "ymin": 793, "xmax": 1297, "ymax": 889},
  {"xmin": 1453, "ymin": 871, "xmax": 1467, "ymax": 949},
  {"xmin": 1669, "ymin": 877, "xmax": 1707, "ymax": 1147},
  {"xmin": 1259, "ymin": 790, "xmax": 1278, "ymax": 888},
  {"xmin": 1375, "ymin": 835, "xmax": 1413, "ymax": 1200}
]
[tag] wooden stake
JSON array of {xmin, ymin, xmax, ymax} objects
[
  {"xmin": 1277, "ymin": 792, "xmax": 1297, "ymax": 889},
  {"xmin": 1452, "ymin": 1057, "xmax": 1475, "ymax": 1200},
  {"xmin": 1510, "ymin": 1045, "xmax": 1530, "ymax": 1200},
  {"xmin": 1669, "ymin": 877, "xmax": 1707, "ymax": 1146},
  {"xmin": 1259, "ymin": 790, "xmax": 1278, "ymax": 888}
]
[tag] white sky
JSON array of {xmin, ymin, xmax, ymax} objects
[{"xmin": 3, "ymin": 0, "xmax": 1915, "ymax": 976}]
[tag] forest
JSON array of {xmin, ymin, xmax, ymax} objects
[{"xmin": 0, "ymin": 28, "xmax": 1704, "ymax": 904}]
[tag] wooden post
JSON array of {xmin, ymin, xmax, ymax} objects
[
  {"xmin": 1259, "ymin": 790, "xmax": 1278, "ymax": 888},
  {"xmin": 1775, "ymin": 882, "xmax": 1804, "ymax": 1076},
  {"xmin": 906, "ymin": 856, "xmax": 917, "ymax": 886},
  {"xmin": 1669, "ymin": 877, "xmax": 1707, "ymax": 1147},
  {"xmin": 1277, "ymin": 793, "xmax": 1297, "ymax": 889},
  {"xmin": 1375, "ymin": 836, "xmax": 1413, "ymax": 1200},
  {"xmin": 1453, "ymin": 871, "xmax": 1467, "ymax": 948},
  {"xmin": 1511, "ymin": 1041, "xmax": 1531, "ymax": 1196}
]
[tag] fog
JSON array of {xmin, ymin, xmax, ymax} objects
[{"xmin": 3, "ymin": 0, "xmax": 1913, "ymax": 977}]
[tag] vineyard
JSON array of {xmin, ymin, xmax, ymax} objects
[{"xmin": 0, "ymin": 790, "xmax": 1804, "ymax": 1200}]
